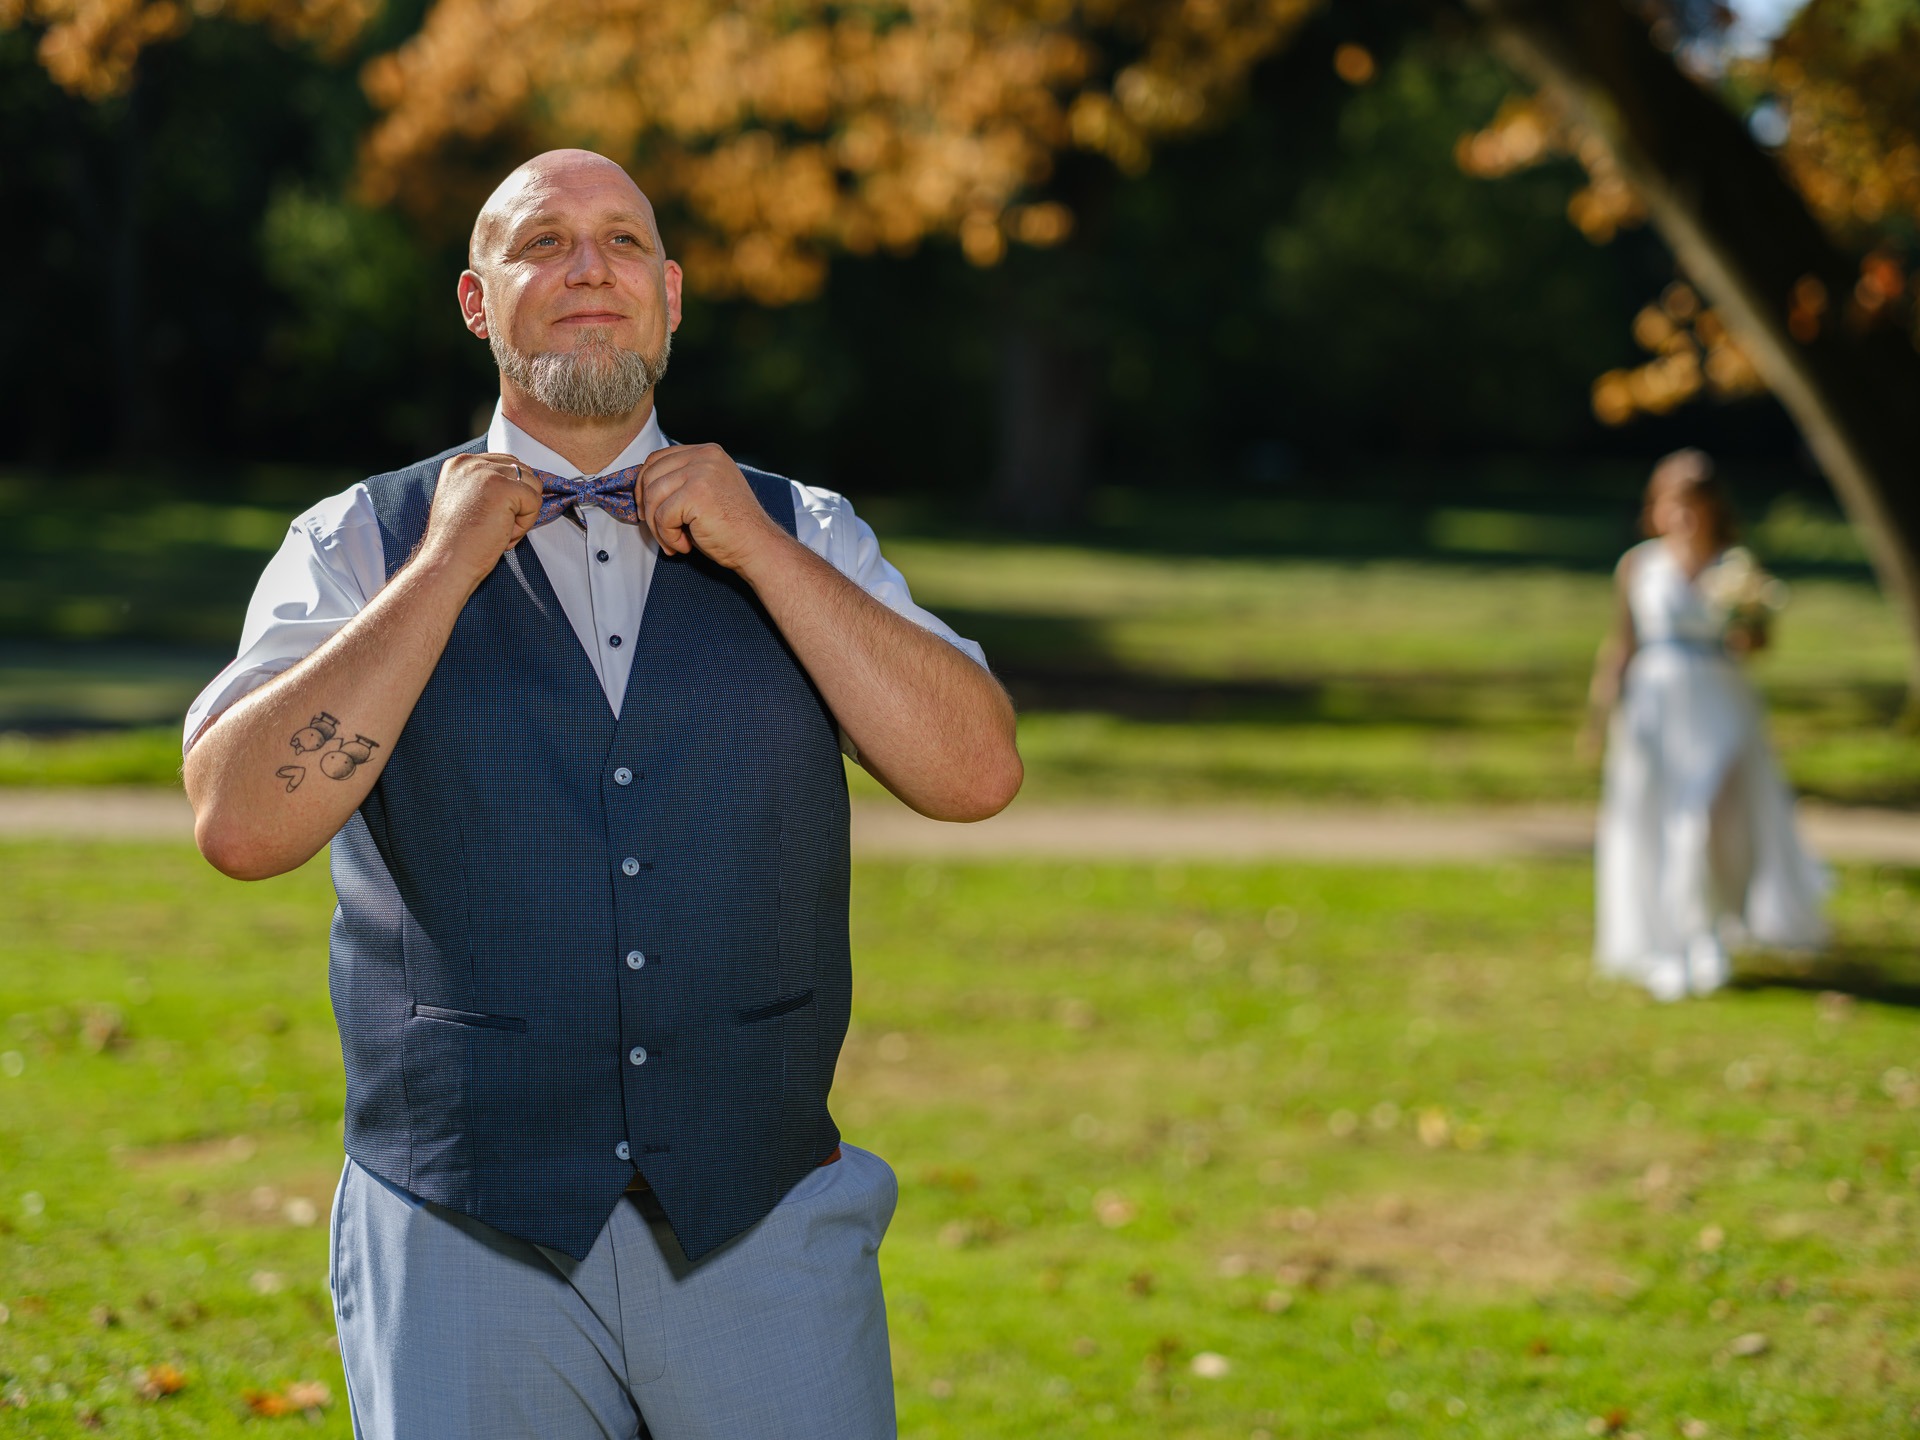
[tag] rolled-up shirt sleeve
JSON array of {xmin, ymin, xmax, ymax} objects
[
  {"xmin": 789, "ymin": 481, "xmax": 987, "ymax": 668},
  {"xmin": 182, "ymin": 485, "xmax": 386, "ymax": 754}
]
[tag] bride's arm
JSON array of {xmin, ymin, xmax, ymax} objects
[{"xmin": 1580, "ymin": 552, "xmax": 1638, "ymax": 756}]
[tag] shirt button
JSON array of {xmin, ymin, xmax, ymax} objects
[
  {"xmin": 608, "ymin": 634, "xmax": 623, "ymax": 648},
  {"xmin": 629, "ymin": 1046, "xmax": 648, "ymax": 1066},
  {"xmin": 621, "ymin": 857, "xmax": 640, "ymax": 877},
  {"xmin": 614, "ymin": 767, "xmax": 633, "ymax": 786},
  {"xmin": 626, "ymin": 950, "xmax": 646, "ymax": 970},
  {"xmin": 615, "ymin": 1141, "xmax": 631, "ymax": 1161},
  {"xmin": 596, "ymin": 549, "xmax": 610, "ymax": 563}
]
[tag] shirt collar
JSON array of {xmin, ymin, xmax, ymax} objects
[{"xmin": 486, "ymin": 401, "xmax": 667, "ymax": 479}]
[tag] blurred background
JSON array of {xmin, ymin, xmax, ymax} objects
[
  {"xmin": 5, "ymin": 0, "xmax": 1920, "ymax": 1435},
  {"xmin": 3, "ymin": 0, "xmax": 1918, "ymax": 803}
]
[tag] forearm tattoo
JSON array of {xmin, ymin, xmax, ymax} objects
[{"xmin": 275, "ymin": 711, "xmax": 381, "ymax": 793}]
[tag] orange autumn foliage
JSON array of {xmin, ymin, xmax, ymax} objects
[
  {"xmin": 2, "ymin": 0, "xmax": 1321, "ymax": 302},
  {"xmin": 1457, "ymin": 2, "xmax": 1920, "ymax": 427},
  {"xmin": 1764, "ymin": 2, "xmax": 1920, "ymax": 243},
  {"xmin": 350, "ymin": 0, "xmax": 1321, "ymax": 302},
  {"xmin": 0, "ymin": 0, "xmax": 371, "ymax": 100}
]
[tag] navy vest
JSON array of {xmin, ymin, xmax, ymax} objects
[{"xmin": 328, "ymin": 439, "xmax": 851, "ymax": 1261}]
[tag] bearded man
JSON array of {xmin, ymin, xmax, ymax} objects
[{"xmin": 182, "ymin": 149, "xmax": 1022, "ymax": 1440}]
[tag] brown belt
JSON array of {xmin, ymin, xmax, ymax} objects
[{"xmin": 624, "ymin": 1146, "xmax": 841, "ymax": 1195}]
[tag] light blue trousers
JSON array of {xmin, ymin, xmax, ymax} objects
[{"xmin": 328, "ymin": 1147, "xmax": 898, "ymax": 1439}]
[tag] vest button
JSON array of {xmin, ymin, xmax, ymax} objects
[
  {"xmin": 626, "ymin": 951, "xmax": 645, "ymax": 970},
  {"xmin": 614, "ymin": 767, "xmax": 633, "ymax": 786},
  {"xmin": 615, "ymin": 1141, "xmax": 631, "ymax": 1161},
  {"xmin": 596, "ymin": 549, "xmax": 610, "ymax": 563},
  {"xmin": 629, "ymin": 1046, "xmax": 648, "ymax": 1066},
  {"xmin": 621, "ymin": 857, "xmax": 640, "ymax": 876},
  {"xmin": 608, "ymin": 634, "xmax": 623, "ymax": 648}
]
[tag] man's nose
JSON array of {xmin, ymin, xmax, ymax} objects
[{"xmin": 567, "ymin": 238, "xmax": 616, "ymax": 286}]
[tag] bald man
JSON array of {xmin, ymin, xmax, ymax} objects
[{"xmin": 183, "ymin": 150, "xmax": 1021, "ymax": 1439}]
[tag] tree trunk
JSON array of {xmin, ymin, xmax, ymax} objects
[
  {"xmin": 990, "ymin": 322, "xmax": 1099, "ymax": 531},
  {"xmin": 1462, "ymin": 0, "xmax": 1920, "ymax": 704}
]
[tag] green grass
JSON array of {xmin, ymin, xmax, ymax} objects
[
  {"xmin": 4, "ymin": 520, "xmax": 1914, "ymax": 806},
  {"xmin": 5, "ymin": 844, "xmax": 1920, "ymax": 1435}
]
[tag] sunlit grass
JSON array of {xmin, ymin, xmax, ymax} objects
[
  {"xmin": 4, "ymin": 843, "xmax": 1919, "ymax": 1435},
  {"xmin": 6, "ymin": 539, "xmax": 1915, "ymax": 806}
]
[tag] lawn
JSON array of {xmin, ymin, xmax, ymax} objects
[
  {"xmin": 6, "ymin": 541, "xmax": 1911, "ymax": 807},
  {"xmin": 4, "ymin": 842, "xmax": 1919, "ymax": 1437},
  {"xmin": 6, "ymin": 467, "xmax": 1915, "ymax": 808}
]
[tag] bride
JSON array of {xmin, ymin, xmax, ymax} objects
[{"xmin": 1586, "ymin": 449, "xmax": 1828, "ymax": 1001}]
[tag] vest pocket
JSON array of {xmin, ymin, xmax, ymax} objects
[
  {"xmin": 410, "ymin": 1002, "xmax": 529, "ymax": 1033},
  {"xmin": 735, "ymin": 988, "xmax": 814, "ymax": 1026}
]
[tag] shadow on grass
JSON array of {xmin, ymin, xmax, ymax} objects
[{"xmin": 1732, "ymin": 942, "xmax": 1920, "ymax": 1009}]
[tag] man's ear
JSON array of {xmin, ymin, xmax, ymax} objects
[
  {"xmin": 664, "ymin": 259, "xmax": 685, "ymax": 334},
  {"xmin": 458, "ymin": 271, "xmax": 489, "ymax": 339}
]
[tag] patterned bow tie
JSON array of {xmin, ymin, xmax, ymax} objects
[{"xmin": 527, "ymin": 464, "xmax": 644, "ymax": 527}]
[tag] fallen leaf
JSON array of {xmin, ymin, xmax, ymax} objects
[
  {"xmin": 1190, "ymin": 1351, "xmax": 1231, "ymax": 1379},
  {"xmin": 245, "ymin": 1391, "xmax": 295, "ymax": 1418},
  {"xmin": 136, "ymin": 1363, "xmax": 187, "ymax": 1400},
  {"xmin": 1142, "ymin": 1337, "xmax": 1181, "ymax": 1374},
  {"xmin": 1727, "ymin": 1332, "xmax": 1770, "ymax": 1358},
  {"xmin": 284, "ymin": 1380, "xmax": 331, "ymax": 1409},
  {"xmin": 79, "ymin": 1005, "xmax": 128, "ymax": 1053}
]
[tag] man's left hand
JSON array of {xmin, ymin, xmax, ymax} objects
[{"xmin": 637, "ymin": 444, "xmax": 787, "ymax": 572}]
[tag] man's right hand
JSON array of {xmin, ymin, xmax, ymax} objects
[
  {"xmin": 188, "ymin": 451, "xmax": 541, "ymax": 881},
  {"xmin": 421, "ymin": 452, "xmax": 545, "ymax": 590}
]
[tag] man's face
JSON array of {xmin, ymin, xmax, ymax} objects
[{"xmin": 462, "ymin": 156, "xmax": 683, "ymax": 417}]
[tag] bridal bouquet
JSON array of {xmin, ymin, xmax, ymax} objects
[{"xmin": 1698, "ymin": 546, "xmax": 1789, "ymax": 648}]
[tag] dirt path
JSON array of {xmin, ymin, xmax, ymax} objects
[{"xmin": 6, "ymin": 788, "xmax": 1920, "ymax": 864}]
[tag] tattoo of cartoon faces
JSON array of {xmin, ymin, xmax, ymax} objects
[
  {"xmin": 279, "ymin": 716, "xmax": 380, "ymax": 793},
  {"xmin": 320, "ymin": 735, "xmax": 379, "ymax": 780},
  {"xmin": 290, "ymin": 712, "xmax": 340, "ymax": 753}
]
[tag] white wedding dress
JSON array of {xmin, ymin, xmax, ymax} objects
[{"xmin": 1595, "ymin": 540, "xmax": 1829, "ymax": 999}]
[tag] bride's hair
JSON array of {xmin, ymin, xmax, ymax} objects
[{"xmin": 1641, "ymin": 448, "xmax": 1738, "ymax": 549}]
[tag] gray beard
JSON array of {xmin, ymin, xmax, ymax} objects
[{"xmin": 490, "ymin": 326, "xmax": 670, "ymax": 419}]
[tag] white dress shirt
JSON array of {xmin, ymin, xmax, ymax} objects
[{"xmin": 183, "ymin": 405, "xmax": 986, "ymax": 754}]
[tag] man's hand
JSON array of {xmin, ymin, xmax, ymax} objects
[
  {"xmin": 638, "ymin": 444, "xmax": 788, "ymax": 572},
  {"xmin": 422, "ymin": 452, "xmax": 545, "ymax": 591},
  {"xmin": 188, "ymin": 453, "xmax": 526, "ymax": 878}
]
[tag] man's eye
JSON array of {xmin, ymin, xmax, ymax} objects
[
  {"xmin": 528, "ymin": 236, "xmax": 560, "ymax": 250},
  {"xmin": 611, "ymin": 234, "xmax": 637, "ymax": 246}
]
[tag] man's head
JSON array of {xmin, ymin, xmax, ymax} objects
[{"xmin": 458, "ymin": 150, "xmax": 682, "ymax": 421}]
